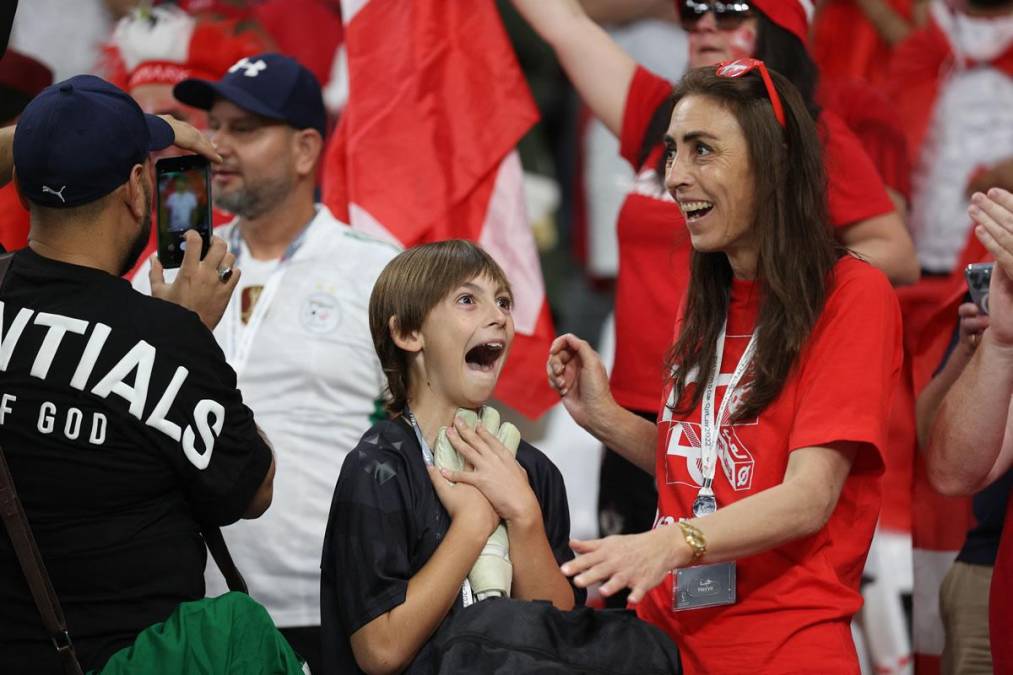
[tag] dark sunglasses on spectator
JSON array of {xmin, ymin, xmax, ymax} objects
[
  {"xmin": 679, "ymin": 1, "xmax": 754, "ymax": 31},
  {"xmin": 715, "ymin": 58, "xmax": 785, "ymax": 128}
]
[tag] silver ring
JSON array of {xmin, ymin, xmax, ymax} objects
[{"xmin": 217, "ymin": 265, "xmax": 233, "ymax": 283}]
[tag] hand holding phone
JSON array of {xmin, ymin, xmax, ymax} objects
[
  {"xmin": 966, "ymin": 262, "xmax": 993, "ymax": 315},
  {"xmin": 156, "ymin": 154, "xmax": 212, "ymax": 268},
  {"xmin": 149, "ymin": 231, "xmax": 240, "ymax": 330},
  {"xmin": 956, "ymin": 302, "xmax": 990, "ymax": 353}
]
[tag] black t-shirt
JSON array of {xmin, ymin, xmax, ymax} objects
[
  {"xmin": 0, "ymin": 249, "xmax": 272, "ymax": 673},
  {"xmin": 957, "ymin": 468, "xmax": 1013, "ymax": 566},
  {"xmin": 320, "ymin": 417, "xmax": 584, "ymax": 675}
]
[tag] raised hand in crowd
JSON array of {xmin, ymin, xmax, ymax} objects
[
  {"xmin": 149, "ymin": 230, "xmax": 240, "ymax": 331},
  {"xmin": 971, "ymin": 189, "xmax": 1013, "ymax": 344},
  {"xmin": 927, "ymin": 188, "xmax": 1013, "ymax": 496},
  {"xmin": 850, "ymin": 0, "xmax": 930, "ymax": 45},
  {"xmin": 578, "ymin": 0, "xmax": 676, "ymax": 25}
]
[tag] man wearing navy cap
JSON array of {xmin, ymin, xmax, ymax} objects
[
  {"xmin": 132, "ymin": 53, "xmax": 397, "ymax": 672},
  {"xmin": 0, "ymin": 75, "xmax": 276, "ymax": 673}
]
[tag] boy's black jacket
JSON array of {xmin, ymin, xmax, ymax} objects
[{"xmin": 320, "ymin": 416, "xmax": 584, "ymax": 674}]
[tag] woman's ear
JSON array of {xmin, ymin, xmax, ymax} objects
[{"xmin": 390, "ymin": 315, "xmax": 423, "ymax": 353}]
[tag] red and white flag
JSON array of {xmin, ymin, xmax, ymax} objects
[{"xmin": 323, "ymin": 0, "xmax": 557, "ymax": 419}]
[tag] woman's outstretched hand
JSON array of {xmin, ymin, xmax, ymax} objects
[
  {"xmin": 546, "ymin": 333, "xmax": 616, "ymax": 430},
  {"xmin": 561, "ymin": 527, "xmax": 687, "ymax": 604}
]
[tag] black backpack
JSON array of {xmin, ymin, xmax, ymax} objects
[{"xmin": 432, "ymin": 598, "xmax": 681, "ymax": 675}]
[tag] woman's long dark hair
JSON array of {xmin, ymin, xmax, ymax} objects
[
  {"xmin": 664, "ymin": 66, "xmax": 841, "ymax": 422},
  {"xmin": 753, "ymin": 14, "xmax": 820, "ymax": 119}
]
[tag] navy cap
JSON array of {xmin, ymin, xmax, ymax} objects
[
  {"xmin": 174, "ymin": 53, "xmax": 326, "ymax": 137},
  {"xmin": 13, "ymin": 75, "xmax": 174, "ymax": 209}
]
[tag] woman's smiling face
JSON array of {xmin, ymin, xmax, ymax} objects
[{"xmin": 663, "ymin": 94, "xmax": 759, "ymax": 274}]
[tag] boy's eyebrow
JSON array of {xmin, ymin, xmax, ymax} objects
[{"xmin": 459, "ymin": 281, "xmax": 512, "ymax": 297}]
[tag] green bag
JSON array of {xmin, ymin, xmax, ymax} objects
[{"xmin": 97, "ymin": 592, "xmax": 306, "ymax": 675}]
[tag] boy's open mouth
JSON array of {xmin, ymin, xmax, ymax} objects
[{"xmin": 465, "ymin": 341, "xmax": 505, "ymax": 372}]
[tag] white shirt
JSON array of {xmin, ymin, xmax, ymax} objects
[
  {"xmin": 11, "ymin": 0, "xmax": 112, "ymax": 81},
  {"xmin": 584, "ymin": 19, "xmax": 687, "ymax": 277},
  {"xmin": 232, "ymin": 253, "xmax": 280, "ymax": 334},
  {"xmin": 910, "ymin": 6, "xmax": 1013, "ymax": 272},
  {"xmin": 133, "ymin": 205, "xmax": 400, "ymax": 626},
  {"xmin": 166, "ymin": 190, "xmax": 199, "ymax": 232}
]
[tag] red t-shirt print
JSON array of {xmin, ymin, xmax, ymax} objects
[
  {"xmin": 609, "ymin": 66, "xmax": 897, "ymax": 413},
  {"xmin": 636, "ymin": 257, "xmax": 903, "ymax": 675}
]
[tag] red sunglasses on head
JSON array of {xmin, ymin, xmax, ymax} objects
[{"xmin": 715, "ymin": 57, "xmax": 786, "ymax": 129}]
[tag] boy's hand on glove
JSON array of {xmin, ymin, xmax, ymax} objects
[
  {"xmin": 434, "ymin": 407, "xmax": 538, "ymax": 601},
  {"xmin": 427, "ymin": 465, "xmax": 500, "ymax": 539},
  {"xmin": 440, "ymin": 414, "xmax": 539, "ymax": 525}
]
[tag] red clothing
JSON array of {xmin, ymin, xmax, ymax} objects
[
  {"xmin": 812, "ymin": 0, "xmax": 914, "ymax": 87},
  {"xmin": 638, "ymin": 256, "xmax": 902, "ymax": 675},
  {"xmin": 611, "ymin": 66, "xmax": 896, "ymax": 411},
  {"xmin": 888, "ymin": 16, "xmax": 1013, "ymax": 170},
  {"xmin": 0, "ymin": 183, "xmax": 29, "ymax": 252},
  {"xmin": 252, "ymin": 0, "xmax": 343, "ymax": 88},
  {"xmin": 819, "ymin": 78, "xmax": 911, "ymax": 203},
  {"xmin": 993, "ymin": 494, "xmax": 1013, "ymax": 673}
]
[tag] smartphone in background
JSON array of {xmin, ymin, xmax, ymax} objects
[
  {"xmin": 965, "ymin": 262, "xmax": 993, "ymax": 315},
  {"xmin": 155, "ymin": 155, "xmax": 212, "ymax": 269}
]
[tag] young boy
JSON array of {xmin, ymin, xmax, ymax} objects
[{"xmin": 320, "ymin": 240, "xmax": 582, "ymax": 674}]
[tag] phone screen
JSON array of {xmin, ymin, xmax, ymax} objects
[{"xmin": 156, "ymin": 155, "xmax": 212, "ymax": 268}]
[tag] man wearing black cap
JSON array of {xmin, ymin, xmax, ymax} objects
[
  {"xmin": 133, "ymin": 53, "xmax": 397, "ymax": 671},
  {"xmin": 0, "ymin": 75, "xmax": 276, "ymax": 673}
]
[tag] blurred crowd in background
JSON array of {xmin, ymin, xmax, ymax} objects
[{"xmin": 3, "ymin": 1, "xmax": 1013, "ymax": 674}]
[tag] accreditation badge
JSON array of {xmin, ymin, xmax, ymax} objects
[{"xmin": 674, "ymin": 562, "xmax": 736, "ymax": 611}]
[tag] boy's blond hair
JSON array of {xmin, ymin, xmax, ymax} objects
[{"xmin": 369, "ymin": 240, "xmax": 512, "ymax": 415}]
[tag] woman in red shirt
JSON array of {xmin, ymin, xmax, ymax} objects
[
  {"xmin": 548, "ymin": 63, "xmax": 902, "ymax": 674},
  {"xmin": 510, "ymin": 1, "xmax": 918, "ymax": 588}
]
